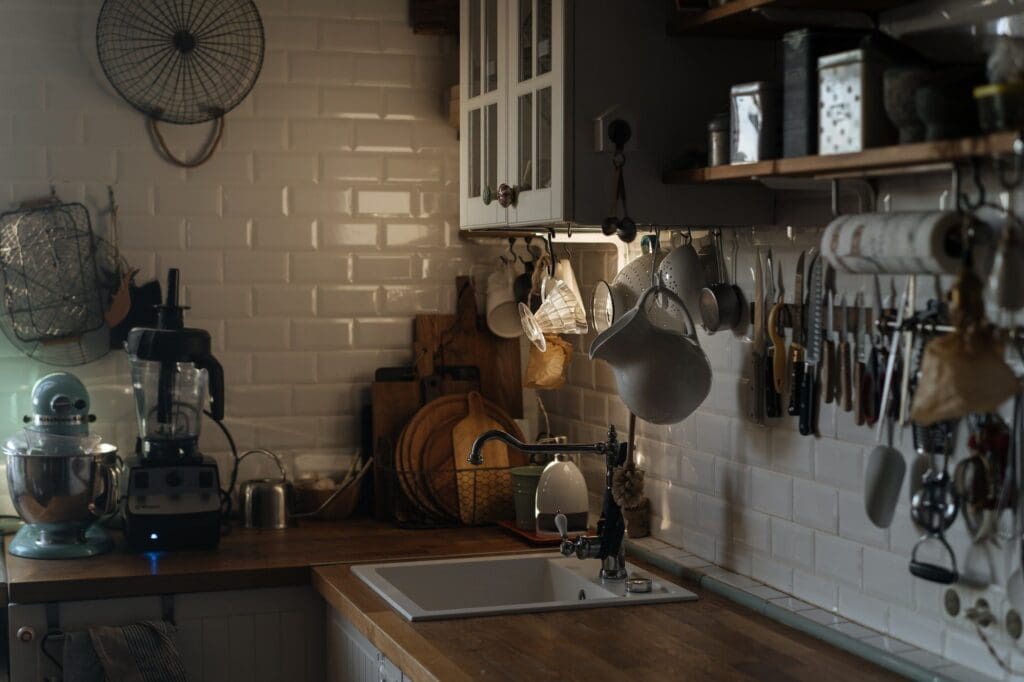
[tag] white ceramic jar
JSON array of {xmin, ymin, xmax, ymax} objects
[{"xmin": 534, "ymin": 454, "xmax": 588, "ymax": 533}]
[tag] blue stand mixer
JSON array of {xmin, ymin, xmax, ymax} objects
[{"xmin": 4, "ymin": 373, "xmax": 117, "ymax": 559}]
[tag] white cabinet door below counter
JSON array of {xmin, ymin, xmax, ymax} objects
[{"xmin": 326, "ymin": 607, "xmax": 405, "ymax": 682}]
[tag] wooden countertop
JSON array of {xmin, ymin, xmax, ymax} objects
[
  {"xmin": 313, "ymin": 561, "xmax": 903, "ymax": 682},
  {"xmin": 5, "ymin": 520, "xmax": 903, "ymax": 680},
  {"xmin": 3, "ymin": 519, "xmax": 532, "ymax": 604}
]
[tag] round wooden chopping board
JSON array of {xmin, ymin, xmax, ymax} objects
[{"xmin": 396, "ymin": 394, "xmax": 525, "ymax": 523}]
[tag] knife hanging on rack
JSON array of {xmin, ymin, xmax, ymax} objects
[
  {"xmin": 788, "ymin": 250, "xmax": 806, "ymax": 417},
  {"xmin": 799, "ymin": 252, "xmax": 823, "ymax": 437}
]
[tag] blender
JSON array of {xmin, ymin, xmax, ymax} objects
[
  {"xmin": 123, "ymin": 269, "xmax": 224, "ymax": 551},
  {"xmin": 5, "ymin": 372, "xmax": 118, "ymax": 559}
]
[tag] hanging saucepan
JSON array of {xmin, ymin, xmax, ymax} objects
[
  {"xmin": 699, "ymin": 229, "xmax": 743, "ymax": 334},
  {"xmin": 590, "ymin": 285, "xmax": 711, "ymax": 425}
]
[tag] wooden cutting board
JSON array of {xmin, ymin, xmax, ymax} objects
[
  {"xmin": 415, "ymin": 276, "xmax": 523, "ymax": 418},
  {"xmin": 395, "ymin": 394, "xmax": 522, "ymax": 522},
  {"xmin": 419, "ymin": 413, "xmax": 464, "ymax": 519},
  {"xmin": 396, "ymin": 396, "xmax": 465, "ymax": 522},
  {"xmin": 370, "ymin": 349, "xmax": 482, "ymax": 522},
  {"xmin": 420, "ymin": 403, "xmax": 524, "ymax": 520},
  {"xmin": 370, "ymin": 380, "xmax": 423, "ymax": 521},
  {"xmin": 452, "ymin": 391, "xmax": 513, "ymax": 525}
]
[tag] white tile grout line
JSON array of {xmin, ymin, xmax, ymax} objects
[{"xmin": 625, "ymin": 539, "xmax": 1001, "ymax": 682}]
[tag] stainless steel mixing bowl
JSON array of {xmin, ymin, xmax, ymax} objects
[{"xmin": 6, "ymin": 451, "xmax": 117, "ymax": 543}]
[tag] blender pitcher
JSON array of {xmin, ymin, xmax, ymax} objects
[{"xmin": 126, "ymin": 269, "xmax": 224, "ymax": 464}]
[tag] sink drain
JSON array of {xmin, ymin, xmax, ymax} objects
[{"xmin": 578, "ymin": 589, "xmax": 586, "ymax": 601}]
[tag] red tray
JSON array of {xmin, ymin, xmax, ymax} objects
[{"xmin": 496, "ymin": 519, "xmax": 591, "ymax": 546}]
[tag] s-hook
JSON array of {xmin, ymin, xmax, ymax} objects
[
  {"xmin": 956, "ymin": 158, "xmax": 986, "ymax": 213},
  {"xmin": 502, "ymin": 237, "xmax": 519, "ymax": 265},
  {"xmin": 995, "ymin": 133, "xmax": 1024, "ymax": 190}
]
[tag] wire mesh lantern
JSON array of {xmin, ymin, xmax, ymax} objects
[{"xmin": 96, "ymin": 0, "xmax": 265, "ymax": 165}]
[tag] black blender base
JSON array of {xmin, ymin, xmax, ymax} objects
[{"xmin": 125, "ymin": 511, "xmax": 221, "ymax": 551}]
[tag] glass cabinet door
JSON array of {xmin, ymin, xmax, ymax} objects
[
  {"xmin": 461, "ymin": 0, "xmax": 507, "ymax": 228},
  {"xmin": 507, "ymin": 0, "xmax": 562, "ymax": 226}
]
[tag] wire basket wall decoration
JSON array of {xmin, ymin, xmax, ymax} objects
[
  {"xmin": 95, "ymin": 0, "xmax": 265, "ymax": 166},
  {"xmin": 0, "ymin": 202, "xmax": 125, "ymax": 366}
]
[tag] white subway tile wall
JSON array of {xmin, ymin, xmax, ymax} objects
[
  {"xmin": 551, "ymin": 228, "xmax": 1021, "ymax": 681},
  {"xmin": 0, "ymin": 0, "xmax": 489, "ymax": 484}
]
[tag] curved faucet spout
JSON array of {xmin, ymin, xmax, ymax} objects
[
  {"xmin": 467, "ymin": 424, "xmax": 627, "ymax": 581},
  {"xmin": 467, "ymin": 429, "xmax": 611, "ymax": 466}
]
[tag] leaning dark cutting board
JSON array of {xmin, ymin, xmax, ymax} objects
[
  {"xmin": 370, "ymin": 354, "xmax": 482, "ymax": 521},
  {"xmin": 415, "ymin": 276, "xmax": 523, "ymax": 418},
  {"xmin": 370, "ymin": 379, "xmax": 422, "ymax": 521}
]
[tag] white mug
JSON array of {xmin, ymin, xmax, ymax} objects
[{"xmin": 486, "ymin": 262, "xmax": 522, "ymax": 339}]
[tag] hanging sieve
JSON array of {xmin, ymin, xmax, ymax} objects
[
  {"xmin": 0, "ymin": 201, "xmax": 125, "ymax": 366},
  {"xmin": 96, "ymin": 0, "xmax": 265, "ymax": 166}
]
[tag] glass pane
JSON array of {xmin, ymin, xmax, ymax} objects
[
  {"xmin": 485, "ymin": 103, "xmax": 498, "ymax": 197},
  {"xmin": 469, "ymin": 0, "xmax": 480, "ymax": 97},
  {"xmin": 519, "ymin": 0, "xmax": 533, "ymax": 82},
  {"xmin": 485, "ymin": 0, "xmax": 498, "ymax": 93},
  {"xmin": 518, "ymin": 93, "xmax": 533, "ymax": 191},
  {"xmin": 537, "ymin": 0, "xmax": 552, "ymax": 75},
  {"xmin": 469, "ymin": 108, "xmax": 481, "ymax": 198},
  {"xmin": 537, "ymin": 87, "xmax": 551, "ymax": 189}
]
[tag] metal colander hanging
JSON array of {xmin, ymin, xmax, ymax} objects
[{"xmin": 96, "ymin": 0, "xmax": 264, "ymax": 166}]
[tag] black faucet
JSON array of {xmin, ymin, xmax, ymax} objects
[{"xmin": 467, "ymin": 425, "xmax": 628, "ymax": 581}]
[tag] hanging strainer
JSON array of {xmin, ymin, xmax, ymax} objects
[
  {"xmin": 609, "ymin": 240, "xmax": 688, "ymax": 332},
  {"xmin": 96, "ymin": 0, "xmax": 265, "ymax": 167},
  {"xmin": 0, "ymin": 202, "xmax": 123, "ymax": 366},
  {"xmin": 96, "ymin": 0, "xmax": 264, "ymax": 125},
  {"xmin": 610, "ymin": 250, "xmax": 666, "ymax": 310}
]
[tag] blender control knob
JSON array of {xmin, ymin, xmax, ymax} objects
[
  {"xmin": 165, "ymin": 471, "xmax": 182, "ymax": 487},
  {"xmin": 16, "ymin": 626, "xmax": 34, "ymax": 642}
]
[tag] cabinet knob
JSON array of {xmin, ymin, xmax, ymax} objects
[
  {"xmin": 497, "ymin": 183, "xmax": 518, "ymax": 208},
  {"xmin": 16, "ymin": 626, "xmax": 35, "ymax": 643},
  {"xmin": 482, "ymin": 185, "xmax": 494, "ymax": 205}
]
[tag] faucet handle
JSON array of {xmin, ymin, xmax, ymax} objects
[
  {"xmin": 554, "ymin": 512, "xmax": 569, "ymax": 540},
  {"xmin": 554, "ymin": 512, "xmax": 577, "ymax": 558}
]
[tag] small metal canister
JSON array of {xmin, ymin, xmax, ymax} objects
[
  {"xmin": 707, "ymin": 114, "xmax": 730, "ymax": 167},
  {"xmin": 730, "ymin": 81, "xmax": 780, "ymax": 164},
  {"xmin": 818, "ymin": 48, "xmax": 893, "ymax": 154}
]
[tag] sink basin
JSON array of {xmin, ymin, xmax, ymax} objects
[{"xmin": 352, "ymin": 552, "xmax": 698, "ymax": 621}]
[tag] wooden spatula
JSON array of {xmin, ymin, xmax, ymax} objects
[{"xmin": 452, "ymin": 391, "xmax": 512, "ymax": 524}]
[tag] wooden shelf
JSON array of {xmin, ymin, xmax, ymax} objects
[
  {"xmin": 663, "ymin": 132, "xmax": 1020, "ymax": 184},
  {"xmin": 667, "ymin": 0, "xmax": 916, "ymax": 38}
]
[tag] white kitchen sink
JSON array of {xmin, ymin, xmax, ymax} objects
[{"xmin": 352, "ymin": 552, "xmax": 698, "ymax": 621}]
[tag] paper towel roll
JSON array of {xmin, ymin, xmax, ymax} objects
[{"xmin": 821, "ymin": 212, "xmax": 968, "ymax": 275}]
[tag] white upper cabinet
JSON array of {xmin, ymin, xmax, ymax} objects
[
  {"xmin": 506, "ymin": 0, "xmax": 563, "ymax": 227},
  {"xmin": 459, "ymin": 0, "xmax": 780, "ymax": 233},
  {"xmin": 461, "ymin": 0, "xmax": 562, "ymax": 230},
  {"xmin": 460, "ymin": 0, "xmax": 509, "ymax": 228}
]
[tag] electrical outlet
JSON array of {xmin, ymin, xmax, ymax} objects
[{"xmin": 593, "ymin": 107, "xmax": 638, "ymax": 153}]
